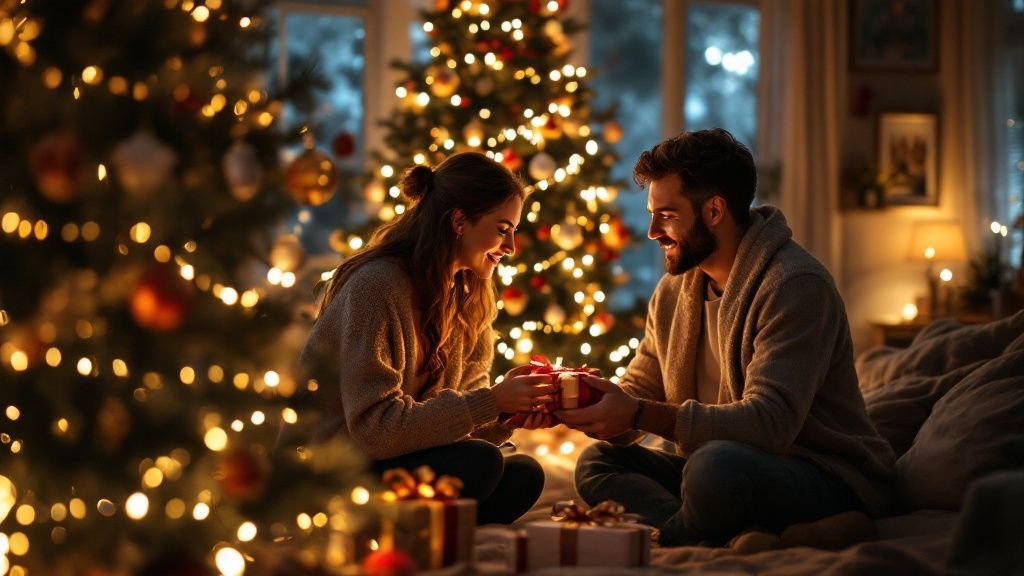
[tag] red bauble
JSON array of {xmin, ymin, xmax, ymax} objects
[
  {"xmin": 130, "ymin": 266, "xmax": 195, "ymax": 332},
  {"xmin": 331, "ymin": 131, "xmax": 356, "ymax": 159},
  {"xmin": 500, "ymin": 148, "xmax": 522, "ymax": 171},
  {"xmin": 501, "ymin": 286, "xmax": 528, "ymax": 316},
  {"xmin": 603, "ymin": 217, "xmax": 630, "ymax": 251},
  {"xmin": 215, "ymin": 449, "xmax": 268, "ymax": 502},
  {"xmin": 600, "ymin": 248, "xmax": 619, "ymax": 262},
  {"xmin": 529, "ymin": 275, "xmax": 547, "ymax": 290},
  {"xmin": 362, "ymin": 550, "xmax": 415, "ymax": 576},
  {"xmin": 172, "ymin": 85, "xmax": 205, "ymax": 116},
  {"xmin": 593, "ymin": 310, "xmax": 616, "ymax": 333},
  {"xmin": 29, "ymin": 130, "xmax": 87, "ymax": 203},
  {"xmin": 536, "ymin": 224, "xmax": 551, "ymax": 242}
]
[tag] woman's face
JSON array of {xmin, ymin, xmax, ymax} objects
[{"xmin": 453, "ymin": 195, "xmax": 523, "ymax": 279}]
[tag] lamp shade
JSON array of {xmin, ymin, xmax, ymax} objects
[{"xmin": 908, "ymin": 221, "xmax": 968, "ymax": 262}]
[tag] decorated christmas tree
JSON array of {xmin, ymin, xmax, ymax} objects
[
  {"xmin": 340, "ymin": 0, "xmax": 645, "ymax": 384},
  {"xmin": 0, "ymin": 1, "xmax": 369, "ymax": 573}
]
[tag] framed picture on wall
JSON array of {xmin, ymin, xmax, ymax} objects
[
  {"xmin": 877, "ymin": 112, "xmax": 939, "ymax": 206},
  {"xmin": 849, "ymin": 0, "xmax": 938, "ymax": 72}
]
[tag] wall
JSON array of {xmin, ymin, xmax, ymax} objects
[{"xmin": 838, "ymin": 1, "xmax": 989, "ymax": 353}]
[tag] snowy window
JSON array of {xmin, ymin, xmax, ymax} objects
[{"xmin": 589, "ymin": 0, "xmax": 761, "ymax": 303}]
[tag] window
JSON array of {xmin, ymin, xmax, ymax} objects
[
  {"xmin": 683, "ymin": 3, "xmax": 760, "ymax": 154},
  {"xmin": 589, "ymin": 0, "xmax": 761, "ymax": 301},
  {"xmin": 272, "ymin": 2, "xmax": 368, "ymax": 254},
  {"xmin": 1005, "ymin": 0, "xmax": 1023, "ymax": 267},
  {"xmin": 589, "ymin": 0, "xmax": 664, "ymax": 308}
]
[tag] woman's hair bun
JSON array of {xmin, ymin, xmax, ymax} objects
[{"xmin": 401, "ymin": 165, "xmax": 435, "ymax": 201}]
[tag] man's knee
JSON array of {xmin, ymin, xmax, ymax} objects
[
  {"xmin": 681, "ymin": 441, "xmax": 758, "ymax": 533},
  {"xmin": 575, "ymin": 441, "xmax": 621, "ymax": 503}
]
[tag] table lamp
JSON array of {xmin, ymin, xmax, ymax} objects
[{"xmin": 908, "ymin": 221, "xmax": 968, "ymax": 319}]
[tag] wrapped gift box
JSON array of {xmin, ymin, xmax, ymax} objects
[
  {"xmin": 524, "ymin": 501, "xmax": 651, "ymax": 570},
  {"xmin": 502, "ymin": 356, "xmax": 604, "ymax": 426},
  {"xmin": 525, "ymin": 519, "xmax": 651, "ymax": 570},
  {"xmin": 475, "ymin": 526, "xmax": 527, "ymax": 574},
  {"xmin": 381, "ymin": 498, "xmax": 476, "ymax": 571}
]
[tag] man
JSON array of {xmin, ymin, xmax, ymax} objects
[{"xmin": 558, "ymin": 129, "xmax": 895, "ymax": 547}]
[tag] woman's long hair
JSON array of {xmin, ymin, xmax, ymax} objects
[{"xmin": 318, "ymin": 152, "xmax": 524, "ymax": 385}]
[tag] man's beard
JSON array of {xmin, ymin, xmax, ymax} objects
[{"xmin": 663, "ymin": 216, "xmax": 717, "ymax": 275}]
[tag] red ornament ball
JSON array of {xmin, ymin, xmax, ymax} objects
[
  {"xmin": 29, "ymin": 129, "xmax": 87, "ymax": 203},
  {"xmin": 501, "ymin": 286, "xmax": 528, "ymax": 316},
  {"xmin": 130, "ymin": 265, "xmax": 195, "ymax": 332},
  {"xmin": 500, "ymin": 148, "xmax": 522, "ymax": 172},
  {"xmin": 529, "ymin": 275, "xmax": 547, "ymax": 290},
  {"xmin": 331, "ymin": 131, "xmax": 356, "ymax": 159},
  {"xmin": 536, "ymin": 224, "xmax": 551, "ymax": 242},
  {"xmin": 362, "ymin": 550, "xmax": 415, "ymax": 576},
  {"xmin": 215, "ymin": 449, "xmax": 268, "ymax": 502}
]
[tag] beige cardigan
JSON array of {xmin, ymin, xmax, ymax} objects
[
  {"xmin": 621, "ymin": 206, "xmax": 896, "ymax": 515},
  {"xmin": 296, "ymin": 259, "xmax": 510, "ymax": 460}
]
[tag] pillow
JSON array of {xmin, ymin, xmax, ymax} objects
[
  {"xmin": 895, "ymin": 349, "xmax": 1024, "ymax": 511},
  {"xmin": 856, "ymin": 311, "xmax": 1024, "ymax": 392},
  {"xmin": 862, "ymin": 359, "xmax": 988, "ymax": 458}
]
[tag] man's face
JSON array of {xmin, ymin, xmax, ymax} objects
[{"xmin": 646, "ymin": 174, "xmax": 717, "ymax": 275}]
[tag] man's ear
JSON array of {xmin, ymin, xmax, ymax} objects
[
  {"xmin": 451, "ymin": 209, "xmax": 466, "ymax": 235},
  {"xmin": 705, "ymin": 196, "xmax": 727, "ymax": 227}
]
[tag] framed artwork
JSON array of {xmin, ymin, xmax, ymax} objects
[
  {"xmin": 849, "ymin": 0, "xmax": 938, "ymax": 72},
  {"xmin": 877, "ymin": 112, "xmax": 939, "ymax": 206}
]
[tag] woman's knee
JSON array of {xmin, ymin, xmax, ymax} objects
[{"xmin": 505, "ymin": 454, "xmax": 545, "ymax": 497}]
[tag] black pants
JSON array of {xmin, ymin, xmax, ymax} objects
[
  {"xmin": 575, "ymin": 440, "xmax": 862, "ymax": 545},
  {"xmin": 371, "ymin": 439, "xmax": 544, "ymax": 525}
]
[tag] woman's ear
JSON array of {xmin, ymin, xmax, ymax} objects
[{"xmin": 451, "ymin": 209, "xmax": 466, "ymax": 236}]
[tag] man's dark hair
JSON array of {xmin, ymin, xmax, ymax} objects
[{"xmin": 633, "ymin": 128, "xmax": 757, "ymax": 226}]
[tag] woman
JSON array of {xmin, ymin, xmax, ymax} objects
[{"xmin": 299, "ymin": 152, "xmax": 553, "ymax": 524}]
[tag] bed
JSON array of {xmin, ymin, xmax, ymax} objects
[{"xmin": 476, "ymin": 311, "xmax": 1024, "ymax": 575}]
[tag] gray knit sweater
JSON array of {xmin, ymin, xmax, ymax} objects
[
  {"xmin": 621, "ymin": 206, "xmax": 896, "ymax": 515},
  {"xmin": 296, "ymin": 259, "xmax": 510, "ymax": 460}
]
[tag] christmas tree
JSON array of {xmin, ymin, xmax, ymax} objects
[
  {"xmin": 341, "ymin": 0, "xmax": 645, "ymax": 384},
  {"xmin": 0, "ymin": 1, "xmax": 369, "ymax": 574}
]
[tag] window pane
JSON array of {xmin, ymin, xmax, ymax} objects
[
  {"xmin": 684, "ymin": 2, "xmax": 760, "ymax": 154},
  {"xmin": 410, "ymin": 18, "xmax": 431, "ymax": 65},
  {"xmin": 272, "ymin": 9, "xmax": 366, "ymax": 254},
  {"xmin": 590, "ymin": 0, "xmax": 664, "ymax": 307},
  {"xmin": 1006, "ymin": 1, "xmax": 1024, "ymax": 267}
]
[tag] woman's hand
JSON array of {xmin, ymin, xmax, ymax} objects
[
  {"xmin": 518, "ymin": 412, "xmax": 556, "ymax": 430},
  {"xmin": 491, "ymin": 374, "xmax": 556, "ymax": 414}
]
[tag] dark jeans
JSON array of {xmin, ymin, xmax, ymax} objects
[
  {"xmin": 575, "ymin": 439, "xmax": 861, "ymax": 545},
  {"xmin": 372, "ymin": 439, "xmax": 544, "ymax": 525}
]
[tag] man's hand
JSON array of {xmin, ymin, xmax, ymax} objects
[{"xmin": 555, "ymin": 375, "xmax": 639, "ymax": 440}]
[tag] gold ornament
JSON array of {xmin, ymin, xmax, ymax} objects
[
  {"xmin": 222, "ymin": 140, "xmax": 262, "ymax": 201},
  {"xmin": 429, "ymin": 66, "xmax": 460, "ymax": 99},
  {"xmin": 285, "ymin": 136, "xmax": 338, "ymax": 205},
  {"xmin": 463, "ymin": 119, "xmax": 485, "ymax": 147},
  {"xmin": 551, "ymin": 221, "xmax": 584, "ymax": 251},
  {"xmin": 544, "ymin": 303, "xmax": 567, "ymax": 326},
  {"xmin": 528, "ymin": 152, "xmax": 557, "ymax": 181},
  {"xmin": 269, "ymin": 234, "xmax": 306, "ymax": 272},
  {"xmin": 604, "ymin": 120, "xmax": 624, "ymax": 144}
]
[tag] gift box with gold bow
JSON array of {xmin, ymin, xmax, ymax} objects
[
  {"xmin": 525, "ymin": 500, "xmax": 651, "ymax": 570},
  {"xmin": 378, "ymin": 466, "xmax": 475, "ymax": 571}
]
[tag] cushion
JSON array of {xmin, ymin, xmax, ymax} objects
[
  {"xmin": 861, "ymin": 360, "xmax": 987, "ymax": 458},
  {"xmin": 895, "ymin": 349, "xmax": 1024, "ymax": 511},
  {"xmin": 856, "ymin": 310, "xmax": 1024, "ymax": 392}
]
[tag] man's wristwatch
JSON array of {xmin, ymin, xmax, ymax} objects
[{"xmin": 631, "ymin": 398, "xmax": 645, "ymax": 430}]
